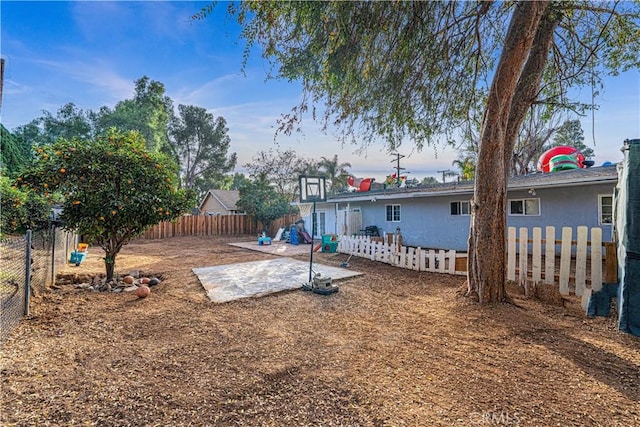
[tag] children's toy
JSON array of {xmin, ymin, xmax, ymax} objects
[
  {"xmin": 321, "ymin": 234, "xmax": 339, "ymax": 253},
  {"xmin": 273, "ymin": 227, "xmax": 285, "ymax": 241},
  {"xmin": 300, "ymin": 229, "xmax": 313, "ymax": 244},
  {"xmin": 289, "ymin": 225, "xmax": 299, "ymax": 245},
  {"xmin": 258, "ymin": 231, "xmax": 272, "ymax": 245},
  {"xmin": 340, "ymin": 253, "xmax": 354, "ymax": 268},
  {"xmin": 69, "ymin": 243, "xmax": 89, "ymax": 266}
]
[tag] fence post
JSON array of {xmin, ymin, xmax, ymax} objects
[
  {"xmin": 518, "ymin": 227, "xmax": 528, "ymax": 287},
  {"xmin": 507, "ymin": 227, "xmax": 516, "ymax": 281},
  {"xmin": 575, "ymin": 226, "xmax": 588, "ymax": 296},
  {"xmin": 532, "ymin": 227, "xmax": 542, "ymax": 284},
  {"xmin": 544, "ymin": 226, "xmax": 556, "ymax": 284},
  {"xmin": 24, "ymin": 230, "xmax": 32, "ymax": 316},
  {"xmin": 591, "ymin": 228, "xmax": 603, "ymax": 292},
  {"xmin": 51, "ymin": 226, "xmax": 57, "ymax": 287}
]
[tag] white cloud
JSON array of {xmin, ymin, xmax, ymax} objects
[{"xmin": 29, "ymin": 58, "xmax": 133, "ymax": 102}]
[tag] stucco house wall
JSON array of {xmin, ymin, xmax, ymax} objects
[{"xmin": 324, "ymin": 166, "xmax": 617, "ymax": 251}]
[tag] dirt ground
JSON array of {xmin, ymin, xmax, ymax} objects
[{"xmin": 1, "ymin": 235, "xmax": 638, "ymax": 426}]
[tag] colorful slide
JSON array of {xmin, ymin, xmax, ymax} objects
[{"xmin": 300, "ymin": 230, "xmax": 313, "ymax": 244}]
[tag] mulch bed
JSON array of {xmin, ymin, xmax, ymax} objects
[{"xmin": 1, "ymin": 235, "xmax": 638, "ymax": 426}]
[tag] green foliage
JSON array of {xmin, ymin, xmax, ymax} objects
[
  {"xmin": 420, "ymin": 176, "xmax": 439, "ymax": 185},
  {"xmin": 211, "ymin": 1, "xmax": 640, "ymax": 153},
  {"xmin": 12, "ymin": 103, "xmax": 93, "ymax": 148},
  {"xmin": 452, "ymin": 157, "xmax": 476, "ymax": 181},
  {"xmin": 0, "ymin": 176, "xmax": 50, "ymax": 235},
  {"xmin": 18, "ymin": 129, "xmax": 195, "ymax": 279},
  {"xmin": 1, "ymin": 124, "xmax": 32, "ymax": 177},
  {"xmin": 93, "ymin": 76, "xmax": 173, "ymax": 153},
  {"xmin": 216, "ymin": 173, "xmax": 251, "ymax": 191},
  {"xmin": 237, "ymin": 178, "xmax": 291, "ymax": 231},
  {"xmin": 318, "ymin": 155, "xmax": 351, "ymax": 193},
  {"xmin": 0, "ymin": 177, "xmax": 27, "ymax": 235},
  {"xmin": 550, "ymin": 119, "xmax": 595, "ymax": 158},
  {"xmin": 168, "ymin": 105, "xmax": 237, "ymax": 197}
]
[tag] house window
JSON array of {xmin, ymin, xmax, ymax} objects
[
  {"xmin": 509, "ymin": 198, "xmax": 540, "ymax": 216},
  {"xmin": 450, "ymin": 201, "xmax": 470, "ymax": 216},
  {"xmin": 313, "ymin": 212, "xmax": 326, "ymax": 236},
  {"xmin": 599, "ymin": 195, "xmax": 613, "ymax": 225},
  {"xmin": 386, "ymin": 204, "xmax": 401, "ymax": 222}
]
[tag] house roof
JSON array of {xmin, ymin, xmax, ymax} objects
[
  {"xmin": 199, "ymin": 189, "xmax": 240, "ymax": 211},
  {"xmin": 327, "ymin": 165, "xmax": 619, "ymax": 203}
]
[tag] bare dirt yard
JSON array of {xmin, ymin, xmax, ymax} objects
[{"xmin": 1, "ymin": 235, "xmax": 638, "ymax": 426}]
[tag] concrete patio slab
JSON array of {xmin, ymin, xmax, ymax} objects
[
  {"xmin": 193, "ymin": 257, "xmax": 362, "ymax": 303},
  {"xmin": 228, "ymin": 240, "xmax": 313, "ymax": 257}
]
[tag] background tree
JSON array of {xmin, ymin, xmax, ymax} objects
[
  {"xmin": 195, "ymin": 1, "xmax": 639, "ymax": 303},
  {"xmin": 451, "ymin": 156, "xmax": 476, "ymax": 181},
  {"xmin": 217, "ymin": 172, "xmax": 251, "ymax": 191},
  {"xmin": 12, "ymin": 103, "xmax": 93, "ymax": 147},
  {"xmin": 236, "ymin": 177, "xmax": 291, "ymax": 234},
  {"xmin": 295, "ymin": 157, "xmax": 322, "ymax": 177},
  {"xmin": 319, "ymin": 154, "xmax": 351, "ymax": 193},
  {"xmin": 93, "ymin": 76, "xmax": 173, "ymax": 153},
  {"xmin": 549, "ymin": 119, "xmax": 595, "ymax": 159},
  {"xmin": 244, "ymin": 148, "xmax": 303, "ymax": 202},
  {"xmin": 1, "ymin": 124, "xmax": 32, "ymax": 177},
  {"xmin": 421, "ymin": 176, "xmax": 439, "ymax": 185},
  {"xmin": 511, "ymin": 107, "xmax": 562, "ymax": 175},
  {"xmin": 18, "ymin": 129, "xmax": 194, "ymax": 281},
  {"xmin": 169, "ymin": 104, "xmax": 237, "ymax": 197}
]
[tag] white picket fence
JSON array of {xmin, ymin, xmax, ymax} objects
[
  {"xmin": 337, "ymin": 235, "xmax": 467, "ymax": 275},
  {"xmin": 337, "ymin": 226, "xmax": 608, "ymax": 303},
  {"xmin": 507, "ymin": 225, "xmax": 604, "ymax": 297}
]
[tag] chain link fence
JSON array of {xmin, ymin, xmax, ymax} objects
[{"xmin": 1, "ymin": 227, "xmax": 77, "ymax": 343}]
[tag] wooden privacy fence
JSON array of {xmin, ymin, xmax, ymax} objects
[
  {"xmin": 140, "ymin": 214, "xmax": 300, "ymax": 240},
  {"xmin": 507, "ymin": 225, "xmax": 616, "ymax": 297},
  {"xmin": 337, "ymin": 235, "xmax": 467, "ymax": 275}
]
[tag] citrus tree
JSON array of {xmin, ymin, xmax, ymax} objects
[
  {"xmin": 18, "ymin": 129, "xmax": 195, "ymax": 281},
  {"xmin": 0, "ymin": 177, "xmax": 50, "ymax": 236}
]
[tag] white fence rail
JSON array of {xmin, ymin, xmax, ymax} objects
[
  {"xmin": 507, "ymin": 225, "xmax": 604, "ymax": 297},
  {"xmin": 337, "ymin": 235, "xmax": 466, "ymax": 275},
  {"xmin": 337, "ymin": 226, "xmax": 610, "ymax": 304}
]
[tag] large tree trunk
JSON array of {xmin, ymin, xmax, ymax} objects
[{"xmin": 467, "ymin": 1, "xmax": 549, "ymax": 303}]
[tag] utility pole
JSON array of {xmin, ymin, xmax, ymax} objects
[
  {"xmin": 390, "ymin": 153, "xmax": 409, "ymax": 187},
  {"xmin": 437, "ymin": 169, "xmax": 454, "ymax": 183}
]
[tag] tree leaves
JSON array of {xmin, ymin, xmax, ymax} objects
[{"xmin": 17, "ymin": 129, "xmax": 195, "ymax": 279}]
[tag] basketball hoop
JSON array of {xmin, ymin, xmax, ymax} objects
[{"xmin": 298, "ymin": 203, "xmax": 313, "ymax": 218}]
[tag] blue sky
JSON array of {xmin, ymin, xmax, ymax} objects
[{"xmin": 2, "ymin": 1, "xmax": 639, "ymax": 182}]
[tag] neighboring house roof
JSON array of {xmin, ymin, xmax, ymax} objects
[
  {"xmin": 328, "ymin": 165, "xmax": 619, "ymax": 203},
  {"xmin": 199, "ymin": 189, "xmax": 240, "ymax": 212}
]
